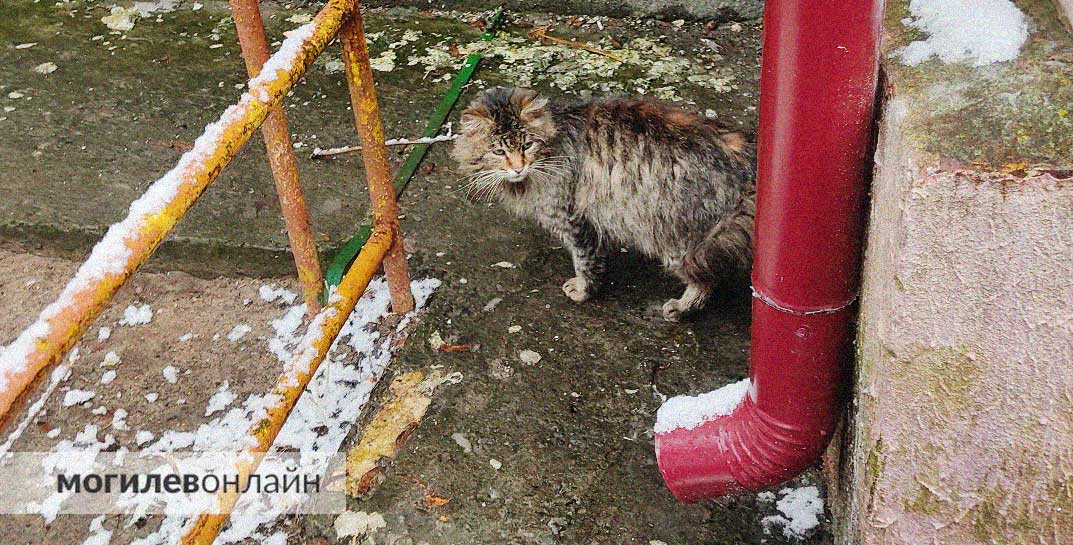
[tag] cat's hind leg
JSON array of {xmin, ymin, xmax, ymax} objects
[
  {"xmin": 662, "ymin": 191, "xmax": 755, "ymax": 321},
  {"xmin": 662, "ymin": 280, "xmax": 712, "ymax": 321}
]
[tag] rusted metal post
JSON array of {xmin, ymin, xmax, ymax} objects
[
  {"xmin": 231, "ymin": 0, "xmax": 323, "ymax": 314},
  {"xmin": 0, "ymin": 0, "xmax": 359, "ymax": 432},
  {"xmin": 339, "ymin": 2, "xmax": 415, "ymax": 314},
  {"xmin": 180, "ymin": 227, "xmax": 394, "ymax": 545}
]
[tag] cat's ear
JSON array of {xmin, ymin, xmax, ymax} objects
[
  {"xmin": 460, "ymin": 104, "xmax": 493, "ymax": 135},
  {"xmin": 513, "ymin": 89, "xmax": 549, "ymax": 123}
]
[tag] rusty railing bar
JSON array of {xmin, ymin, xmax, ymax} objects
[
  {"xmin": 339, "ymin": 1, "xmax": 415, "ymax": 314},
  {"xmin": 231, "ymin": 0, "xmax": 324, "ymax": 314}
]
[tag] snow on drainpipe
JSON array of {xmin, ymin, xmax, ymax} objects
[{"xmin": 653, "ymin": 0, "xmax": 884, "ymax": 502}]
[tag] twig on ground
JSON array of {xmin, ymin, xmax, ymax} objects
[{"xmin": 527, "ymin": 26, "xmax": 625, "ymax": 62}]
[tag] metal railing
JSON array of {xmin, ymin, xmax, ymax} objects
[{"xmin": 0, "ymin": 1, "xmax": 414, "ymax": 542}]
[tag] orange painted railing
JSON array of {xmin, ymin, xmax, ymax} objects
[{"xmin": 0, "ymin": 1, "xmax": 413, "ymax": 542}]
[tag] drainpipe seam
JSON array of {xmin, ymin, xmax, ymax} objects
[{"xmin": 751, "ymin": 287, "xmax": 858, "ymax": 316}]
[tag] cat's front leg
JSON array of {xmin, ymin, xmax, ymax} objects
[{"xmin": 560, "ymin": 217, "xmax": 605, "ymax": 303}]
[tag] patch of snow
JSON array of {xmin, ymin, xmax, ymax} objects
[
  {"xmin": 111, "ymin": 408, "xmax": 129, "ymax": 431},
  {"xmin": 227, "ymin": 324, "xmax": 252, "ymax": 343},
  {"xmin": 259, "ymin": 284, "xmax": 298, "ymax": 305},
  {"xmin": 103, "ymin": 277, "xmax": 438, "ymax": 544},
  {"xmin": 761, "ymin": 486, "xmax": 825, "ymax": 539},
  {"xmin": 489, "ymin": 458, "xmax": 503, "ymax": 470},
  {"xmin": 15, "ymin": 42, "xmax": 37, "ymax": 49},
  {"xmin": 100, "ymin": 370, "xmax": 117, "ymax": 385},
  {"xmin": 900, "ymin": 0, "xmax": 1029, "ymax": 67},
  {"xmin": 178, "ymin": 333, "xmax": 194, "ymax": 342},
  {"xmin": 205, "ymin": 381, "xmax": 236, "ymax": 416},
  {"xmin": 135, "ymin": 430, "xmax": 155, "ymax": 446},
  {"xmin": 654, "ymin": 378, "xmax": 750, "ymax": 434},
  {"xmin": 82, "ymin": 515, "xmax": 112, "ymax": 545},
  {"xmin": 161, "ymin": 366, "xmax": 179, "ymax": 384},
  {"xmin": 97, "ymin": 327, "xmax": 111, "ymax": 341},
  {"xmin": 0, "ymin": 365, "xmax": 68, "ymax": 459},
  {"xmin": 62, "ymin": 389, "xmax": 96, "ymax": 407},
  {"xmin": 145, "ymin": 392, "xmax": 159, "ymax": 403},
  {"xmin": 119, "ymin": 304, "xmax": 153, "ymax": 326},
  {"xmin": 101, "ymin": 351, "xmax": 121, "ymax": 367}
]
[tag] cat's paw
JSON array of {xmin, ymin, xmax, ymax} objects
[
  {"xmin": 562, "ymin": 277, "xmax": 592, "ymax": 302},
  {"xmin": 661, "ymin": 298, "xmax": 685, "ymax": 322}
]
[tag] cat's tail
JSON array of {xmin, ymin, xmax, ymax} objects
[{"xmin": 681, "ymin": 188, "xmax": 756, "ymax": 282}]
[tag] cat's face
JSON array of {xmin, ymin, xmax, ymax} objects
[{"xmin": 452, "ymin": 88, "xmax": 558, "ymax": 194}]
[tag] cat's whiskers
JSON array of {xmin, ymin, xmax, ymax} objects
[{"xmin": 459, "ymin": 169, "xmax": 508, "ymax": 202}]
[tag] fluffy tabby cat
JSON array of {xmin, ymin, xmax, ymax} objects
[{"xmin": 452, "ymin": 87, "xmax": 756, "ymax": 321}]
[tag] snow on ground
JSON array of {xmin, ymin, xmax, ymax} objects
[
  {"xmin": 161, "ymin": 366, "xmax": 179, "ymax": 384},
  {"xmin": 62, "ymin": 389, "xmax": 96, "ymax": 407},
  {"xmin": 760, "ymin": 486, "xmax": 825, "ymax": 540},
  {"xmin": 258, "ymin": 285, "xmax": 298, "ymax": 306},
  {"xmin": 654, "ymin": 378, "xmax": 750, "ymax": 433},
  {"xmin": 83, "ymin": 515, "xmax": 113, "ymax": 545},
  {"xmin": 119, "ymin": 304, "xmax": 153, "ymax": 326},
  {"xmin": 226, "ymin": 324, "xmax": 252, "ymax": 343},
  {"xmin": 0, "ymin": 364, "xmax": 70, "ymax": 458},
  {"xmin": 899, "ymin": 0, "xmax": 1029, "ymax": 67},
  {"xmin": 128, "ymin": 277, "xmax": 439, "ymax": 545},
  {"xmin": 204, "ymin": 381, "xmax": 236, "ymax": 417},
  {"xmin": 19, "ymin": 277, "xmax": 439, "ymax": 543}
]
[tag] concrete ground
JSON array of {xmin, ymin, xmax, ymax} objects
[{"xmin": 1, "ymin": 1, "xmax": 826, "ymax": 543}]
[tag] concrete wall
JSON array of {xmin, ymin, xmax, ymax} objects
[
  {"xmin": 829, "ymin": 2, "xmax": 1073, "ymax": 543},
  {"xmin": 365, "ymin": 0, "xmax": 764, "ymax": 21},
  {"xmin": 830, "ymin": 98, "xmax": 1073, "ymax": 545}
]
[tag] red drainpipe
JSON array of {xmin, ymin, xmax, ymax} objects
[{"xmin": 654, "ymin": 0, "xmax": 884, "ymax": 501}]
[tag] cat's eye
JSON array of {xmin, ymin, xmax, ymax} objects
[
  {"xmin": 491, "ymin": 149, "xmax": 506, "ymax": 156},
  {"xmin": 523, "ymin": 141, "xmax": 536, "ymax": 150}
]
